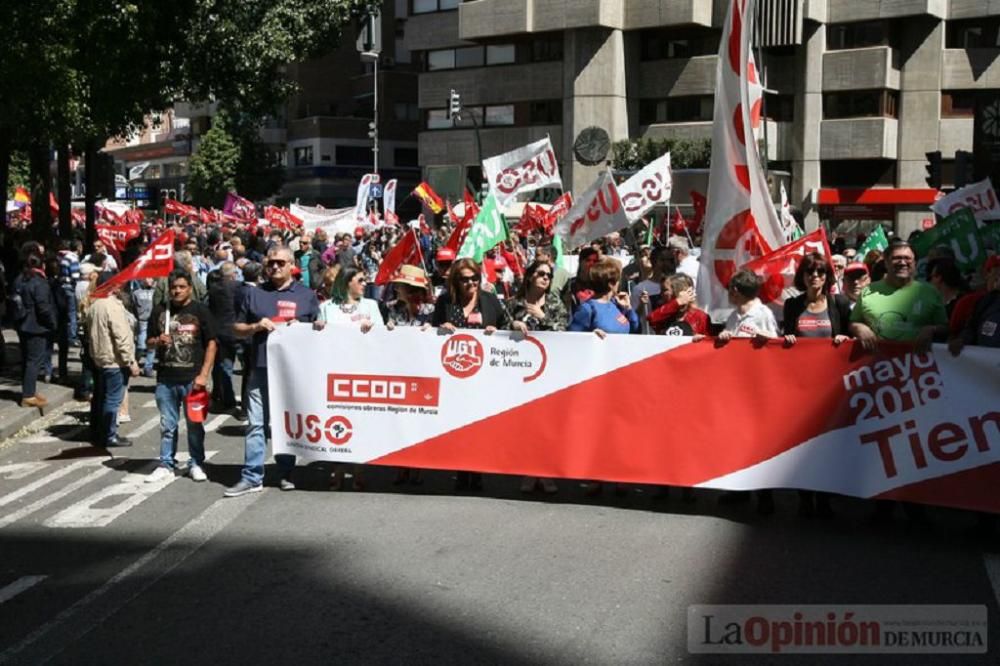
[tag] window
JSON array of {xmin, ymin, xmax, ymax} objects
[
  {"xmin": 530, "ymin": 36, "xmax": 563, "ymax": 62},
  {"xmin": 946, "ymin": 18, "xmax": 1000, "ymax": 48},
  {"xmin": 486, "ymin": 44, "xmax": 516, "ymax": 65},
  {"xmin": 485, "ymin": 105, "xmax": 515, "ymax": 126},
  {"xmin": 335, "ymin": 145, "xmax": 373, "ymax": 167},
  {"xmin": 639, "ymin": 96, "xmax": 714, "ymax": 124},
  {"xmin": 826, "ymin": 21, "xmax": 891, "ymax": 50},
  {"xmin": 764, "ymin": 94, "xmax": 794, "ymax": 122},
  {"xmin": 426, "ymin": 109, "xmax": 452, "ymax": 129},
  {"xmin": 529, "ymin": 100, "xmax": 562, "ymax": 125},
  {"xmin": 427, "ymin": 49, "xmax": 456, "ymax": 71},
  {"xmin": 640, "ymin": 29, "xmax": 720, "ymax": 60},
  {"xmin": 394, "ymin": 102, "xmax": 419, "ymax": 122},
  {"xmin": 412, "ymin": 0, "xmax": 458, "ymax": 14},
  {"xmin": 942, "ymin": 91, "xmax": 976, "ymax": 118},
  {"xmin": 821, "ymin": 160, "xmax": 896, "ymax": 188},
  {"xmin": 394, "ymin": 147, "xmax": 419, "ymax": 167},
  {"xmin": 823, "ymin": 90, "xmax": 898, "ymax": 119},
  {"xmin": 455, "ymin": 46, "xmax": 485, "ymax": 68},
  {"xmin": 293, "ymin": 146, "xmax": 313, "ymax": 166}
]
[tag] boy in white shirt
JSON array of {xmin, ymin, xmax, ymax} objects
[{"xmin": 719, "ymin": 269, "xmax": 779, "ymax": 341}]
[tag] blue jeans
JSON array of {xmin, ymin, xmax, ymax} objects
[
  {"xmin": 96, "ymin": 367, "xmax": 128, "ymax": 444},
  {"xmin": 242, "ymin": 369, "xmax": 294, "ymax": 485},
  {"xmin": 136, "ymin": 320, "xmax": 155, "ymax": 372},
  {"xmin": 155, "ymin": 381, "xmax": 205, "ymax": 469},
  {"xmin": 212, "ymin": 341, "xmax": 237, "ymax": 407},
  {"xmin": 62, "ymin": 284, "xmax": 78, "ymax": 344}
]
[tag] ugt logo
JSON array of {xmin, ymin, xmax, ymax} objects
[{"xmin": 440, "ymin": 334, "xmax": 483, "ymax": 379}]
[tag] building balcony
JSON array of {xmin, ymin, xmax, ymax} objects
[
  {"xmin": 531, "ymin": 0, "xmax": 622, "ymax": 32},
  {"xmin": 638, "ymin": 56, "xmax": 717, "ymax": 98},
  {"xmin": 624, "ymin": 0, "xmax": 713, "ymax": 29},
  {"xmin": 459, "ymin": 0, "xmax": 530, "ymax": 39},
  {"xmin": 825, "ymin": 0, "xmax": 946, "ymax": 22},
  {"xmin": 820, "ymin": 118, "xmax": 898, "ymax": 160},
  {"xmin": 404, "ymin": 11, "xmax": 472, "ymax": 52},
  {"xmin": 639, "ymin": 121, "xmax": 712, "ymax": 143},
  {"xmin": 172, "ymin": 101, "xmax": 218, "ymax": 120},
  {"xmin": 947, "ymin": 0, "xmax": 1000, "ymax": 19},
  {"xmin": 938, "ymin": 118, "xmax": 974, "ymax": 155},
  {"xmin": 822, "ymin": 47, "xmax": 900, "ymax": 92},
  {"xmin": 418, "ymin": 62, "xmax": 564, "ymax": 109},
  {"xmin": 941, "ymin": 48, "xmax": 1000, "ymax": 89},
  {"xmin": 418, "ymin": 124, "xmax": 561, "ymax": 167}
]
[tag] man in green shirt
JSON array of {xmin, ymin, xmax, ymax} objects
[{"xmin": 850, "ymin": 240, "xmax": 948, "ymax": 352}]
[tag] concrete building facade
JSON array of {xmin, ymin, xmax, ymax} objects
[{"xmin": 408, "ymin": 0, "xmax": 1000, "ymax": 237}]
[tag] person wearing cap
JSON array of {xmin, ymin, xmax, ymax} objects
[
  {"xmin": 433, "ymin": 247, "xmax": 456, "ymax": 299},
  {"xmin": 841, "ymin": 261, "xmax": 871, "ymax": 309},
  {"xmin": 667, "ymin": 236, "xmax": 699, "ymax": 286},
  {"xmin": 145, "ymin": 270, "xmax": 219, "ymax": 484},
  {"xmin": 386, "ymin": 265, "xmax": 434, "ymax": 329}
]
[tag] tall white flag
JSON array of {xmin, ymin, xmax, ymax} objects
[
  {"xmin": 696, "ymin": 0, "xmax": 785, "ymax": 322},
  {"xmin": 482, "ymin": 137, "xmax": 562, "ymax": 206},
  {"xmin": 618, "ymin": 153, "xmax": 672, "ymax": 223},
  {"xmin": 354, "ymin": 173, "xmax": 378, "ymax": 222},
  {"xmin": 553, "ymin": 169, "xmax": 628, "ymax": 250},
  {"xmin": 383, "ymin": 179, "xmax": 398, "ymax": 214}
]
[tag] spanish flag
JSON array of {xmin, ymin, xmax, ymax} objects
[
  {"xmin": 13, "ymin": 186, "xmax": 30, "ymax": 207},
  {"xmin": 412, "ymin": 181, "xmax": 444, "ymax": 214}
]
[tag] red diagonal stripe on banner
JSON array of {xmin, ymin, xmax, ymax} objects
[
  {"xmin": 876, "ymin": 462, "xmax": 1000, "ymax": 514},
  {"xmin": 372, "ymin": 340, "xmax": 873, "ymax": 486}
]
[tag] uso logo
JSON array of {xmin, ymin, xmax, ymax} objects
[{"xmin": 441, "ymin": 334, "xmax": 484, "ymax": 379}]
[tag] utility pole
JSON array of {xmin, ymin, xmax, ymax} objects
[{"xmin": 357, "ymin": 9, "xmax": 382, "ymax": 177}]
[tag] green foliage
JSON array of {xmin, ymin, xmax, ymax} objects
[
  {"xmin": 6, "ymin": 151, "xmax": 29, "ymax": 198},
  {"xmin": 188, "ymin": 114, "xmax": 240, "ymax": 207},
  {"xmin": 611, "ymin": 137, "xmax": 711, "ymax": 171}
]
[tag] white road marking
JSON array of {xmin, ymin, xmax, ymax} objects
[
  {"xmin": 141, "ymin": 399, "xmax": 156, "ymax": 408},
  {"xmin": 0, "ymin": 492, "xmax": 261, "ymax": 664},
  {"xmin": 204, "ymin": 414, "xmax": 229, "ymax": 433},
  {"xmin": 44, "ymin": 452, "xmax": 217, "ymax": 529},
  {"xmin": 0, "ymin": 459, "xmax": 105, "ymax": 510},
  {"xmin": 0, "ymin": 462, "xmax": 48, "ymax": 481},
  {"xmin": 125, "ymin": 415, "xmax": 160, "ymax": 440},
  {"xmin": 0, "ymin": 464, "xmax": 119, "ymax": 529},
  {"xmin": 0, "ymin": 576, "xmax": 47, "ymax": 605}
]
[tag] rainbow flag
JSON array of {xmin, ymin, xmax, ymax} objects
[{"xmin": 13, "ymin": 186, "xmax": 30, "ymax": 207}]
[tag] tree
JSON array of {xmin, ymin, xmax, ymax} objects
[
  {"xmin": 187, "ymin": 114, "xmax": 241, "ymax": 207},
  {"xmin": 5, "ymin": 151, "xmax": 29, "ymax": 199},
  {"xmin": 611, "ymin": 137, "xmax": 712, "ymax": 171}
]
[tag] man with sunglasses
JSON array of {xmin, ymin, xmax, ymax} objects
[{"xmin": 225, "ymin": 246, "xmax": 319, "ymax": 497}]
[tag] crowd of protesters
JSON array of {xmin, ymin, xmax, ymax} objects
[{"xmin": 2, "ymin": 208, "xmax": 998, "ymax": 529}]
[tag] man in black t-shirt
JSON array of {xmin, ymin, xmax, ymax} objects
[{"xmin": 146, "ymin": 270, "xmax": 218, "ymax": 484}]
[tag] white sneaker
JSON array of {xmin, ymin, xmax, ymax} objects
[
  {"xmin": 187, "ymin": 464, "xmax": 208, "ymax": 482},
  {"xmin": 146, "ymin": 465, "xmax": 175, "ymax": 483}
]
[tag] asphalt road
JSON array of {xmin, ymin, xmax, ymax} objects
[{"xmin": 0, "ymin": 374, "xmax": 998, "ymax": 665}]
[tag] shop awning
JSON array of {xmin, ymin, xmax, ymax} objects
[{"xmin": 816, "ymin": 188, "xmax": 938, "ymax": 206}]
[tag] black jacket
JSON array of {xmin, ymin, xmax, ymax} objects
[
  {"xmin": 14, "ymin": 272, "xmax": 56, "ymax": 335},
  {"xmin": 208, "ymin": 279, "xmax": 239, "ymax": 344},
  {"xmin": 782, "ymin": 293, "xmax": 851, "ymax": 337},
  {"xmin": 432, "ymin": 289, "xmax": 510, "ymax": 329}
]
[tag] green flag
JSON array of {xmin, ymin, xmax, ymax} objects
[
  {"xmin": 911, "ymin": 207, "xmax": 985, "ymax": 274},
  {"xmin": 857, "ymin": 225, "xmax": 888, "ymax": 259},
  {"xmin": 552, "ymin": 233, "xmax": 567, "ymax": 271},
  {"xmin": 981, "ymin": 221, "xmax": 1000, "ymax": 252},
  {"xmin": 457, "ymin": 192, "xmax": 508, "ymax": 263}
]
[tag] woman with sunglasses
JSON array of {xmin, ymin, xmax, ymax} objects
[
  {"xmin": 432, "ymin": 258, "xmax": 511, "ymax": 491},
  {"xmin": 314, "ymin": 266, "xmax": 385, "ymax": 491},
  {"xmin": 507, "ymin": 260, "xmax": 569, "ymax": 495},
  {"xmin": 782, "ymin": 252, "xmax": 852, "ymax": 518}
]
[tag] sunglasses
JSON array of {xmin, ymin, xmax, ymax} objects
[
  {"xmin": 458, "ymin": 275, "xmax": 479, "ymax": 284},
  {"xmin": 806, "ymin": 268, "xmax": 827, "ymax": 276},
  {"xmin": 534, "ymin": 271, "xmax": 553, "ymax": 279},
  {"xmin": 266, "ymin": 259, "xmax": 289, "ymax": 268}
]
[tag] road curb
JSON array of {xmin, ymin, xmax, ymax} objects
[{"xmin": 0, "ymin": 383, "xmax": 77, "ymax": 441}]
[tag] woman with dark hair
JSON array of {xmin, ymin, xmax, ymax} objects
[
  {"xmin": 314, "ymin": 265, "xmax": 384, "ymax": 491},
  {"xmin": 644, "ymin": 273, "xmax": 710, "ymax": 336},
  {"xmin": 432, "ymin": 258, "xmax": 510, "ymax": 491},
  {"xmin": 568, "ymin": 246, "xmax": 601, "ymax": 313},
  {"xmin": 568, "ymin": 257, "xmax": 639, "ymax": 338},
  {"xmin": 782, "ymin": 252, "xmax": 852, "ymax": 518},
  {"xmin": 927, "ymin": 257, "xmax": 969, "ymax": 319},
  {"xmin": 507, "ymin": 259, "xmax": 568, "ymax": 495}
]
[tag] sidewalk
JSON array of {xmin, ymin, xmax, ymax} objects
[{"xmin": 0, "ymin": 330, "xmax": 79, "ymax": 441}]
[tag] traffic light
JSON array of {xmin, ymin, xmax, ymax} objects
[
  {"xmin": 447, "ymin": 89, "xmax": 461, "ymax": 119},
  {"xmin": 924, "ymin": 150, "xmax": 942, "ymax": 190},
  {"xmin": 367, "ymin": 121, "xmax": 377, "ymax": 140},
  {"xmin": 955, "ymin": 150, "xmax": 974, "ymax": 188}
]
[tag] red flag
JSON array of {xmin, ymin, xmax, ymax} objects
[
  {"xmin": 374, "ymin": 229, "xmax": 423, "ymax": 285},
  {"xmin": 446, "ymin": 199, "xmax": 460, "ymax": 225},
  {"xmin": 71, "ymin": 207, "xmax": 86, "ymax": 225},
  {"xmin": 49, "ymin": 192, "xmax": 59, "ymax": 218},
  {"xmin": 223, "ymin": 192, "xmax": 256, "ymax": 221},
  {"xmin": 264, "ymin": 205, "xmax": 303, "ymax": 230},
  {"xmin": 670, "ymin": 208, "xmax": 688, "ymax": 235},
  {"xmin": 164, "ymin": 198, "xmax": 197, "ymax": 218},
  {"xmin": 541, "ymin": 193, "xmax": 573, "ymax": 233},
  {"xmin": 463, "ymin": 190, "xmax": 480, "ymax": 222},
  {"xmin": 96, "ymin": 223, "xmax": 141, "ymax": 252},
  {"xmin": 92, "ymin": 230, "xmax": 176, "ymax": 298},
  {"xmin": 384, "ymin": 210, "xmax": 400, "ymax": 226},
  {"xmin": 689, "ymin": 190, "xmax": 707, "ymax": 235},
  {"xmin": 741, "ymin": 228, "xmax": 832, "ymax": 306},
  {"xmin": 124, "ymin": 208, "xmax": 145, "ymax": 226},
  {"xmin": 413, "ymin": 182, "xmax": 445, "ymax": 214}
]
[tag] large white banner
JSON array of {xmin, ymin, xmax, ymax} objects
[
  {"xmin": 931, "ymin": 178, "xmax": 1000, "ymax": 222},
  {"xmin": 383, "ymin": 179, "xmax": 398, "ymax": 214},
  {"xmin": 267, "ymin": 325, "xmax": 1000, "ymax": 514},
  {"xmin": 291, "ymin": 204, "xmax": 357, "ymax": 235},
  {"xmin": 482, "ymin": 137, "xmax": 562, "ymax": 206},
  {"xmin": 618, "ymin": 153, "xmax": 672, "ymax": 223},
  {"xmin": 553, "ymin": 169, "xmax": 629, "ymax": 250}
]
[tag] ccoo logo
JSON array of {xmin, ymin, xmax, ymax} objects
[{"xmin": 441, "ymin": 334, "xmax": 484, "ymax": 379}]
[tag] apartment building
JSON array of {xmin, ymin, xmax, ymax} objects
[{"xmin": 407, "ymin": 0, "xmax": 1000, "ymax": 236}]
